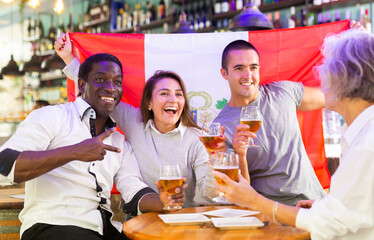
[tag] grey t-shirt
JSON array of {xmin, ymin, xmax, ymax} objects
[{"xmin": 214, "ymin": 81, "xmax": 325, "ymax": 206}]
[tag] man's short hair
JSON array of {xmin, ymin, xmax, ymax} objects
[
  {"xmin": 78, "ymin": 53, "xmax": 123, "ymax": 82},
  {"xmin": 221, "ymin": 40, "xmax": 259, "ymax": 70}
]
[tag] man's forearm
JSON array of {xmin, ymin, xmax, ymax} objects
[
  {"xmin": 138, "ymin": 193, "xmax": 165, "ymax": 213},
  {"xmin": 14, "ymin": 146, "xmax": 78, "ymax": 183}
]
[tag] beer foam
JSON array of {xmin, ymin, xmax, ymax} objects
[
  {"xmin": 213, "ymin": 166, "xmax": 239, "ymax": 170},
  {"xmin": 159, "ymin": 177, "xmax": 183, "ymax": 180}
]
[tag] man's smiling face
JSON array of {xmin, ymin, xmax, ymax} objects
[{"xmin": 79, "ymin": 61, "xmax": 123, "ymax": 118}]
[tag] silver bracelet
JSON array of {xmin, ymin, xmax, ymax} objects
[{"xmin": 272, "ymin": 201, "xmax": 280, "ymax": 224}]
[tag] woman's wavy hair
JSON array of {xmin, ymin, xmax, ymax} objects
[
  {"xmin": 140, "ymin": 70, "xmax": 200, "ymax": 129},
  {"xmin": 318, "ymin": 29, "xmax": 374, "ymax": 103}
]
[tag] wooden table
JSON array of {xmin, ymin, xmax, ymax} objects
[
  {"xmin": 123, "ymin": 206, "xmax": 310, "ymax": 240},
  {"xmin": 0, "ymin": 188, "xmax": 24, "ymax": 240}
]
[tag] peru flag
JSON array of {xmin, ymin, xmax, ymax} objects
[{"xmin": 68, "ymin": 20, "xmax": 350, "ymax": 189}]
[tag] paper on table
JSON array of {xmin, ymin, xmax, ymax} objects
[
  {"xmin": 158, "ymin": 213, "xmax": 211, "ymax": 225},
  {"xmin": 211, "ymin": 216, "xmax": 264, "ymax": 230},
  {"xmin": 202, "ymin": 208, "xmax": 260, "ymax": 218},
  {"xmin": 10, "ymin": 194, "xmax": 25, "ymax": 199}
]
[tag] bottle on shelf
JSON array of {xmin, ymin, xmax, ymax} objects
[
  {"xmin": 127, "ymin": 7, "xmax": 133, "ymax": 29},
  {"xmin": 300, "ymin": 8, "xmax": 307, "ymax": 27},
  {"xmin": 194, "ymin": 3, "xmax": 200, "ymax": 31},
  {"xmin": 206, "ymin": 0, "xmax": 213, "ymax": 28},
  {"xmin": 215, "ymin": 0, "xmax": 222, "ymax": 15},
  {"xmin": 139, "ymin": 2, "xmax": 147, "ymax": 25},
  {"xmin": 325, "ymin": 11, "xmax": 331, "ymax": 23},
  {"xmin": 317, "ymin": 12, "xmax": 325, "ymax": 24},
  {"xmin": 221, "ymin": 0, "xmax": 229, "ymax": 13},
  {"xmin": 188, "ymin": 4, "xmax": 194, "ymax": 30},
  {"xmin": 122, "ymin": 3, "xmax": 129, "ymax": 28},
  {"xmin": 78, "ymin": 15, "xmax": 84, "ymax": 32},
  {"xmin": 101, "ymin": 0, "xmax": 110, "ymax": 20},
  {"xmin": 345, "ymin": 9, "xmax": 351, "ymax": 20},
  {"xmin": 334, "ymin": 10, "xmax": 340, "ymax": 22},
  {"xmin": 200, "ymin": 1, "xmax": 207, "ymax": 29},
  {"xmin": 273, "ymin": 11, "xmax": 282, "ymax": 29},
  {"xmin": 307, "ymin": 12, "xmax": 316, "ymax": 26},
  {"xmin": 67, "ymin": 13, "xmax": 74, "ymax": 32},
  {"xmin": 267, "ymin": 13, "xmax": 272, "ymax": 23},
  {"xmin": 29, "ymin": 18, "xmax": 35, "ymax": 38},
  {"xmin": 34, "ymin": 17, "xmax": 40, "ymax": 38},
  {"xmin": 230, "ymin": 0, "xmax": 236, "ymax": 12},
  {"xmin": 133, "ymin": 4, "xmax": 139, "ymax": 30},
  {"xmin": 90, "ymin": 3, "xmax": 102, "ymax": 21},
  {"xmin": 48, "ymin": 17, "xmax": 57, "ymax": 50},
  {"xmin": 117, "ymin": 8, "xmax": 124, "ymax": 30},
  {"xmin": 158, "ymin": 0, "xmax": 165, "ymax": 19},
  {"xmin": 288, "ymin": 6, "xmax": 297, "ymax": 28},
  {"xmin": 236, "ymin": 0, "xmax": 243, "ymax": 11},
  {"xmin": 146, "ymin": 0, "xmax": 157, "ymax": 22},
  {"xmin": 57, "ymin": 18, "xmax": 65, "ymax": 39}
]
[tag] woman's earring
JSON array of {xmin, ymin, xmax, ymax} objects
[{"xmin": 149, "ymin": 108, "xmax": 152, "ymax": 111}]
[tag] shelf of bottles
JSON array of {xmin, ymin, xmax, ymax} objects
[
  {"xmin": 309, "ymin": 0, "xmax": 371, "ymax": 12},
  {"xmin": 82, "ymin": 0, "xmax": 111, "ymax": 33},
  {"xmin": 110, "ymin": 0, "xmax": 173, "ymax": 33},
  {"xmin": 306, "ymin": 0, "xmax": 372, "ymax": 32}
]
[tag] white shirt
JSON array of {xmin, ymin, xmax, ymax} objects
[
  {"xmin": 296, "ymin": 105, "xmax": 374, "ymax": 239},
  {"xmin": 0, "ymin": 98, "xmax": 149, "ymax": 237}
]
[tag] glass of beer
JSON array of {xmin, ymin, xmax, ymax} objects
[
  {"xmin": 200, "ymin": 122, "xmax": 225, "ymax": 165},
  {"xmin": 240, "ymin": 106, "xmax": 262, "ymax": 148},
  {"xmin": 160, "ymin": 164, "xmax": 183, "ymax": 210},
  {"xmin": 212, "ymin": 152, "xmax": 239, "ymax": 203}
]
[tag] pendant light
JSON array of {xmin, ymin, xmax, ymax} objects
[
  {"xmin": 229, "ymin": 0, "xmax": 274, "ymax": 31},
  {"xmin": 1, "ymin": 2, "xmax": 25, "ymax": 76},
  {"xmin": 21, "ymin": 51, "xmax": 47, "ymax": 72},
  {"xmin": 41, "ymin": 52, "xmax": 66, "ymax": 70}
]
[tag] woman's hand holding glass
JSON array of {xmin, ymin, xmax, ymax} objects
[
  {"xmin": 157, "ymin": 164, "xmax": 187, "ymax": 210},
  {"xmin": 212, "ymin": 169, "xmax": 258, "ymax": 208},
  {"xmin": 199, "ymin": 122, "xmax": 226, "ymax": 165},
  {"xmin": 211, "ymin": 152, "xmax": 239, "ymax": 203}
]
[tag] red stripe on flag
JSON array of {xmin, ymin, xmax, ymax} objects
[
  {"xmin": 247, "ymin": 20, "xmax": 350, "ymax": 188},
  {"xmin": 68, "ymin": 33, "xmax": 146, "ymax": 107}
]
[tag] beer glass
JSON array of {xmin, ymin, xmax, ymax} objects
[
  {"xmin": 160, "ymin": 164, "xmax": 183, "ymax": 210},
  {"xmin": 212, "ymin": 152, "xmax": 239, "ymax": 203},
  {"xmin": 240, "ymin": 106, "xmax": 262, "ymax": 148},
  {"xmin": 200, "ymin": 122, "xmax": 224, "ymax": 165}
]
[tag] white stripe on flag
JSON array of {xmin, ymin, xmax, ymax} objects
[{"xmin": 145, "ymin": 32, "xmax": 248, "ymax": 124}]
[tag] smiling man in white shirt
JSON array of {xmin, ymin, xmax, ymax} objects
[{"xmin": 0, "ymin": 53, "xmax": 184, "ymax": 240}]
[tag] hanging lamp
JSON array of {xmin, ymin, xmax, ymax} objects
[
  {"xmin": 229, "ymin": 0, "xmax": 274, "ymax": 31},
  {"xmin": 1, "ymin": 55, "xmax": 25, "ymax": 76},
  {"xmin": 41, "ymin": 52, "xmax": 66, "ymax": 70}
]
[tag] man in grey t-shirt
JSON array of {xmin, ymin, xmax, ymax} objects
[{"xmin": 214, "ymin": 40, "xmax": 326, "ymax": 206}]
